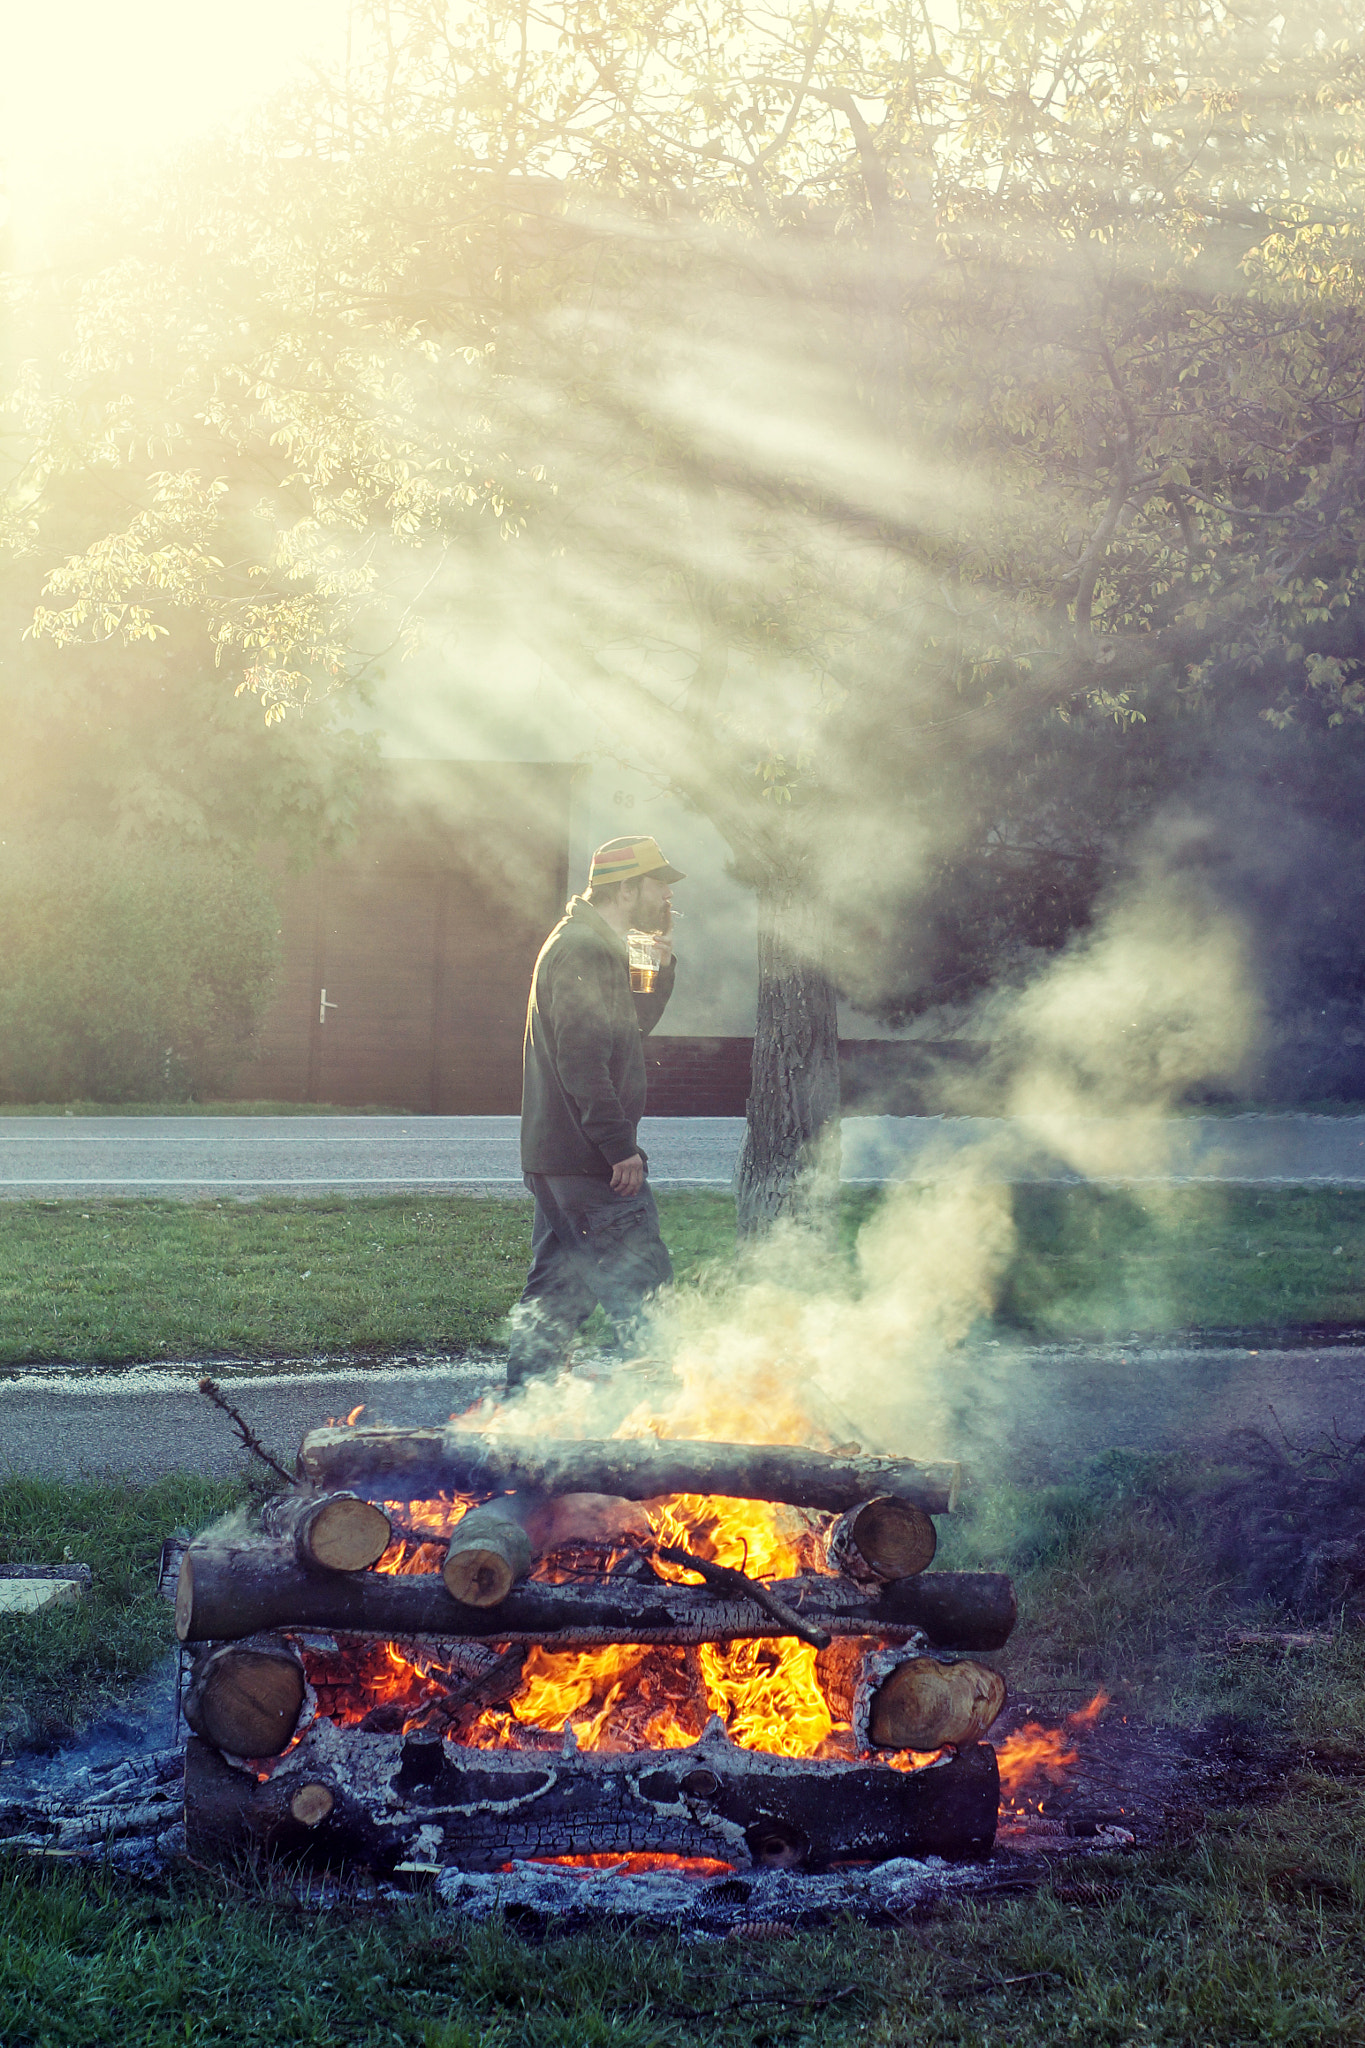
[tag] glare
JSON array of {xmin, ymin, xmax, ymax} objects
[{"xmin": 2, "ymin": 0, "xmax": 353, "ymax": 227}]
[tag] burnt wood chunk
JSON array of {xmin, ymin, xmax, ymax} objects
[
  {"xmin": 295, "ymin": 1428, "xmax": 961, "ymax": 1515},
  {"xmin": 261, "ymin": 1491, "xmax": 392, "ymax": 1573},
  {"xmin": 184, "ymin": 1724, "xmax": 999, "ymax": 1871},
  {"xmin": 182, "ymin": 1638, "xmax": 307, "ymax": 1757},
  {"xmin": 175, "ymin": 1541, "xmax": 1016, "ymax": 1651},
  {"xmin": 828, "ymin": 1498, "xmax": 937, "ymax": 1581}
]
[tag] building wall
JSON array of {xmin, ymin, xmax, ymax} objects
[{"xmin": 231, "ymin": 761, "xmax": 572, "ymax": 1110}]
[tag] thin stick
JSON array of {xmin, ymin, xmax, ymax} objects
[
  {"xmin": 198, "ymin": 1378, "xmax": 294, "ymax": 1485},
  {"xmin": 653, "ymin": 1543, "xmax": 832, "ymax": 1650}
]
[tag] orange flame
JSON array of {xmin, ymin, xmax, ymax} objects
[
  {"xmin": 464, "ymin": 1492, "xmax": 841, "ymax": 1759},
  {"xmin": 996, "ymin": 1691, "xmax": 1109, "ymax": 1806}
]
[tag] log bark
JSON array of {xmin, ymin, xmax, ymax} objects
[
  {"xmin": 184, "ymin": 1721, "xmax": 999, "ymax": 1871},
  {"xmin": 176, "ymin": 1540, "xmax": 1015, "ymax": 1650},
  {"xmin": 733, "ymin": 876, "xmax": 841, "ymax": 1238},
  {"xmin": 296, "ymin": 1428, "xmax": 960, "ymax": 1515},
  {"xmin": 261, "ymin": 1492, "xmax": 392, "ymax": 1573},
  {"xmin": 182, "ymin": 1637, "xmax": 307, "ymax": 1757},
  {"xmin": 827, "ymin": 1498, "xmax": 937, "ymax": 1582}
]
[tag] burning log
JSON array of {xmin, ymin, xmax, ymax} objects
[
  {"xmin": 442, "ymin": 1493, "xmax": 652, "ymax": 1607},
  {"xmin": 816, "ymin": 1643, "xmax": 1007, "ymax": 1751},
  {"xmin": 175, "ymin": 1540, "xmax": 1015, "ymax": 1650},
  {"xmin": 866, "ymin": 1657, "xmax": 1007, "ymax": 1751},
  {"xmin": 441, "ymin": 1505, "xmax": 534, "ymax": 1608},
  {"xmin": 183, "ymin": 1720, "xmax": 1000, "ymax": 1871},
  {"xmin": 296, "ymin": 1428, "xmax": 961, "ymax": 1515},
  {"xmin": 261, "ymin": 1491, "xmax": 392, "ymax": 1574},
  {"xmin": 182, "ymin": 1637, "xmax": 307, "ymax": 1758},
  {"xmin": 826, "ymin": 1498, "xmax": 937, "ymax": 1582}
]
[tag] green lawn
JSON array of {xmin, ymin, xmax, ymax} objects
[
  {"xmin": 2, "ymin": 1186, "xmax": 1363, "ymax": 1367},
  {"xmin": 1, "ymin": 1461, "xmax": 1361, "ymax": 2044}
]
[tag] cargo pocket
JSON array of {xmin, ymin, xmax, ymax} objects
[{"xmin": 582, "ymin": 1191, "xmax": 673, "ymax": 1292}]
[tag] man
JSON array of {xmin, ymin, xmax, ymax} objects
[{"xmin": 506, "ymin": 834, "xmax": 684, "ymax": 1388}]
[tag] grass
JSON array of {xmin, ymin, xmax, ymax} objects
[
  {"xmin": 1, "ymin": 1461, "xmax": 1363, "ymax": 2043},
  {"xmin": 998, "ymin": 1184, "xmax": 1365, "ymax": 1336},
  {"xmin": 2, "ymin": 1186, "xmax": 1364, "ymax": 1366},
  {"xmin": 0, "ymin": 1475, "xmax": 245, "ymax": 1752}
]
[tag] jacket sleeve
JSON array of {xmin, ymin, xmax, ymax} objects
[
  {"xmin": 546, "ymin": 951, "xmax": 639, "ymax": 1165},
  {"xmin": 632, "ymin": 954, "xmax": 676, "ymax": 1038}
]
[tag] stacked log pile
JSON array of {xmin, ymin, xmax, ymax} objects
[{"xmin": 178, "ymin": 1430, "xmax": 1015, "ymax": 1873}]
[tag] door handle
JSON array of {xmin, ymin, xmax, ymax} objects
[{"xmin": 319, "ymin": 988, "xmax": 339, "ymax": 1026}]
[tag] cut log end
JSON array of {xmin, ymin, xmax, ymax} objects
[
  {"xmin": 868, "ymin": 1657, "xmax": 1006, "ymax": 1752},
  {"xmin": 290, "ymin": 1782, "xmax": 335, "ymax": 1828},
  {"xmin": 832, "ymin": 1498, "xmax": 937, "ymax": 1582},
  {"xmin": 305, "ymin": 1498, "xmax": 392, "ymax": 1573},
  {"xmin": 183, "ymin": 1639, "xmax": 306, "ymax": 1758},
  {"xmin": 174, "ymin": 1554, "xmax": 195, "ymax": 1643},
  {"xmin": 441, "ymin": 1510, "xmax": 534, "ymax": 1609}
]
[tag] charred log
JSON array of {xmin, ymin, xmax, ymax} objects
[
  {"xmin": 827, "ymin": 1498, "xmax": 937, "ymax": 1582},
  {"xmin": 184, "ymin": 1721, "xmax": 999, "ymax": 1871},
  {"xmin": 261, "ymin": 1492, "xmax": 392, "ymax": 1574},
  {"xmin": 182, "ymin": 1638, "xmax": 307, "ymax": 1758},
  {"xmin": 296, "ymin": 1428, "xmax": 960, "ymax": 1515},
  {"xmin": 176, "ymin": 1541, "xmax": 1015, "ymax": 1651}
]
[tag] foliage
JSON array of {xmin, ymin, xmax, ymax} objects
[{"xmin": 0, "ymin": 834, "xmax": 280, "ymax": 1102}]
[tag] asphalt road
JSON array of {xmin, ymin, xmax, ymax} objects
[
  {"xmin": 3, "ymin": 1112, "xmax": 1365, "ymax": 1196},
  {"xmin": 3, "ymin": 1342, "xmax": 1361, "ymax": 1485}
]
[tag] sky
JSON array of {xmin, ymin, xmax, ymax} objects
[{"xmin": 3, "ymin": 0, "xmax": 354, "ymax": 229}]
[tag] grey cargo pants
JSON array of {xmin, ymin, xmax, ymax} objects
[{"xmin": 505, "ymin": 1172, "xmax": 673, "ymax": 1387}]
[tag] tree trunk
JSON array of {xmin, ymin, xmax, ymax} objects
[
  {"xmin": 176, "ymin": 1541, "xmax": 1015, "ymax": 1650},
  {"xmin": 296, "ymin": 1427, "xmax": 959, "ymax": 1515},
  {"xmin": 734, "ymin": 874, "xmax": 842, "ymax": 1236},
  {"xmin": 183, "ymin": 1724, "xmax": 999, "ymax": 1871}
]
